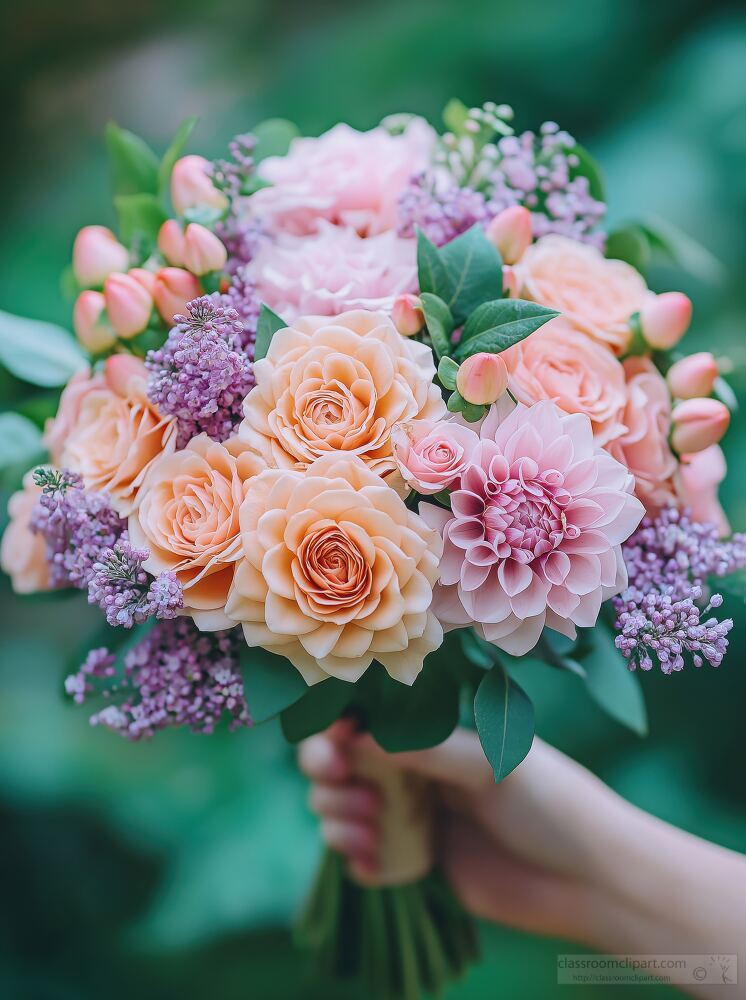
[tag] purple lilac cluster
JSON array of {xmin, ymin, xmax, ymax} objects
[
  {"xmin": 65, "ymin": 620, "xmax": 250, "ymax": 740},
  {"xmin": 398, "ymin": 122, "xmax": 606, "ymax": 248},
  {"xmin": 214, "ymin": 266, "xmax": 260, "ymax": 354},
  {"xmin": 210, "ymin": 133, "xmax": 257, "ymax": 201},
  {"xmin": 30, "ymin": 469, "xmax": 125, "ymax": 589},
  {"xmin": 146, "ymin": 296, "xmax": 255, "ymax": 448},
  {"xmin": 211, "ymin": 133, "xmax": 265, "ymax": 273},
  {"xmin": 87, "ymin": 540, "xmax": 183, "ymax": 628},
  {"xmin": 614, "ymin": 507, "xmax": 746, "ymax": 674}
]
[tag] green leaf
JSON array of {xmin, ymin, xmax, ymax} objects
[
  {"xmin": 105, "ymin": 122, "xmax": 160, "ymax": 197},
  {"xmin": 114, "ymin": 193, "xmax": 168, "ymax": 248},
  {"xmin": 446, "ymin": 388, "xmax": 467, "ymax": 414},
  {"xmin": 239, "ymin": 645, "xmax": 308, "ymax": 724},
  {"xmin": 0, "ymin": 310, "xmax": 87, "ymax": 387},
  {"xmin": 576, "ymin": 624, "xmax": 648, "ymax": 736},
  {"xmin": 0, "ymin": 413, "xmax": 45, "ymax": 487},
  {"xmin": 567, "ymin": 143, "xmax": 605, "ymax": 202},
  {"xmin": 455, "ymin": 299, "xmax": 558, "ymax": 359},
  {"xmin": 639, "ymin": 214, "xmax": 723, "ymax": 284},
  {"xmin": 420, "ymin": 293, "xmax": 454, "ymax": 359},
  {"xmin": 158, "ymin": 117, "xmax": 198, "ymax": 200},
  {"xmin": 460, "ymin": 629, "xmax": 494, "ymax": 670},
  {"xmin": 280, "ymin": 677, "xmax": 354, "ymax": 743},
  {"xmin": 605, "ymin": 224, "xmax": 651, "ymax": 272},
  {"xmin": 254, "ymin": 118, "xmax": 300, "ymax": 163},
  {"xmin": 474, "ymin": 663, "xmax": 534, "ymax": 782},
  {"xmin": 442, "ymin": 98, "xmax": 470, "ymax": 135},
  {"xmin": 254, "ymin": 305, "xmax": 287, "ymax": 362},
  {"xmin": 417, "ymin": 225, "xmax": 503, "ymax": 325},
  {"xmin": 437, "ymin": 356, "xmax": 459, "ymax": 391},
  {"xmin": 713, "ymin": 376, "xmax": 738, "ymax": 413},
  {"xmin": 713, "ymin": 569, "xmax": 746, "ymax": 600}
]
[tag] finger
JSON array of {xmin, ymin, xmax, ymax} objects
[
  {"xmin": 357, "ymin": 728, "xmax": 494, "ymax": 790},
  {"xmin": 309, "ymin": 780, "xmax": 381, "ymax": 823},
  {"xmin": 298, "ymin": 733, "xmax": 352, "ymax": 783},
  {"xmin": 321, "ymin": 817, "xmax": 379, "ymax": 861}
]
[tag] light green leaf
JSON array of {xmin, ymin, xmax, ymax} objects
[
  {"xmin": 158, "ymin": 117, "xmax": 199, "ymax": 200},
  {"xmin": 0, "ymin": 310, "xmax": 87, "ymax": 387},
  {"xmin": 254, "ymin": 118, "xmax": 300, "ymax": 163},
  {"xmin": 114, "ymin": 193, "xmax": 168, "ymax": 248},
  {"xmin": 420, "ymin": 292, "xmax": 454, "ymax": 359},
  {"xmin": 280, "ymin": 677, "xmax": 353, "ymax": 744},
  {"xmin": 254, "ymin": 304, "xmax": 287, "ymax": 362},
  {"xmin": 105, "ymin": 122, "xmax": 160, "ymax": 197},
  {"xmin": 576, "ymin": 624, "xmax": 648, "ymax": 736},
  {"xmin": 474, "ymin": 663, "xmax": 534, "ymax": 782},
  {"xmin": 0, "ymin": 413, "xmax": 46, "ymax": 486},
  {"xmin": 437, "ymin": 355, "xmax": 459, "ymax": 390},
  {"xmin": 239, "ymin": 646, "xmax": 308, "ymax": 724},
  {"xmin": 442, "ymin": 98, "xmax": 470, "ymax": 135},
  {"xmin": 605, "ymin": 225, "xmax": 651, "ymax": 272},
  {"xmin": 455, "ymin": 299, "xmax": 558, "ymax": 359}
]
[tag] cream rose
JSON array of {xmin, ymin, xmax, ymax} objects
[
  {"xmin": 129, "ymin": 434, "xmax": 266, "ymax": 630},
  {"xmin": 225, "ymin": 453, "xmax": 443, "ymax": 685},
  {"xmin": 503, "ymin": 318, "xmax": 627, "ymax": 445},
  {"xmin": 517, "ymin": 235, "xmax": 651, "ymax": 354},
  {"xmin": 0, "ymin": 472, "xmax": 50, "ymax": 595},
  {"xmin": 239, "ymin": 310, "xmax": 446, "ymax": 486},
  {"xmin": 60, "ymin": 358, "xmax": 177, "ymax": 515}
]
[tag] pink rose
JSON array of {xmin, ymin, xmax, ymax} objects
[
  {"xmin": 43, "ymin": 368, "xmax": 106, "ymax": 466},
  {"xmin": 245, "ymin": 223, "xmax": 417, "ymax": 322},
  {"xmin": 250, "ymin": 119, "xmax": 435, "ymax": 236},
  {"xmin": 0, "ymin": 472, "xmax": 50, "ymax": 594},
  {"xmin": 517, "ymin": 235, "xmax": 650, "ymax": 354},
  {"xmin": 676, "ymin": 445, "xmax": 730, "ymax": 537},
  {"xmin": 391, "ymin": 419, "xmax": 479, "ymax": 495},
  {"xmin": 608, "ymin": 357, "xmax": 678, "ymax": 512}
]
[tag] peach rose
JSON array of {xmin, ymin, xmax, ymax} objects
[
  {"xmin": 239, "ymin": 310, "xmax": 446, "ymax": 487},
  {"xmin": 517, "ymin": 235, "xmax": 651, "ymax": 354},
  {"xmin": 225, "ymin": 453, "xmax": 443, "ymax": 685},
  {"xmin": 60, "ymin": 357, "xmax": 177, "ymax": 516},
  {"xmin": 608, "ymin": 356, "xmax": 678, "ymax": 511},
  {"xmin": 43, "ymin": 368, "xmax": 106, "ymax": 466},
  {"xmin": 129, "ymin": 434, "xmax": 266, "ymax": 630},
  {"xmin": 503, "ymin": 318, "xmax": 627, "ymax": 445},
  {"xmin": 0, "ymin": 472, "xmax": 50, "ymax": 594}
]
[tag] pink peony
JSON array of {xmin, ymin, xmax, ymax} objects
[
  {"xmin": 245, "ymin": 223, "xmax": 417, "ymax": 322},
  {"xmin": 392, "ymin": 419, "xmax": 480, "ymax": 495},
  {"xmin": 250, "ymin": 119, "xmax": 435, "ymax": 236},
  {"xmin": 419, "ymin": 399, "xmax": 644, "ymax": 655}
]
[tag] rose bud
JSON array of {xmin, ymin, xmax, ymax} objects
[
  {"xmin": 502, "ymin": 264, "xmax": 519, "ymax": 298},
  {"xmin": 157, "ymin": 220, "xmax": 186, "ymax": 266},
  {"xmin": 392, "ymin": 294, "xmax": 425, "ymax": 336},
  {"xmin": 677, "ymin": 445, "xmax": 730, "ymax": 537},
  {"xmin": 128, "ymin": 267, "xmax": 157, "ymax": 296},
  {"xmin": 73, "ymin": 290, "xmax": 116, "ymax": 353},
  {"xmin": 104, "ymin": 353, "xmax": 147, "ymax": 397},
  {"xmin": 486, "ymin": 206, "xmax": 532, "ymax": 265},
  {"xmin": 153, "ymin": 267, "xmax": 201, "ymax": 325},
  {"xmin": 182, "ymin": 223, "xmax": 228, "ymax": 276},
  {"xmin": 171, "ymin": 155, "xmax": 228, "ymax": 217},
  {"xmin": 666, "ymin": 352, "xmax": 719, "ymax": 400},
  {"xmin": 72, "ymin": 225, "xmax": 129, "ymax": 287},
  {"xmin": 671, "ymin": 397, "xmax": 730, "ymax": 454},
  {"xmin": 104, "ymin": 272, "xmax": 153, "ymax": 339},
  {"xmin": 639, "ymin": 291, "xmax": 692, "ymax": 350},
  {"xmin": 456, "ymin": 352, "xmax": 509, "ymax": 405}
]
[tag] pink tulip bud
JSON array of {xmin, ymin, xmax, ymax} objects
[
  {"xmin": 671, "ymin": 397, "xmax": 730, "ymax": 455},
  {"xmin": 182, "ymin": 223, "xmax": 228, "ymax": 276},
  {"xmin": 153, "ymin": 267, "xmax": 202, "ymax": 325},
  {"xmin": 171, "ymin": 155, "xmax": 228, "ymax": 218},
  {"xmin": 73, "ymin": 290, "xmax": 116, "ymax": 353},
  {"xmin": 666, "ymin": 352, "xmax": 719, "ymax": 400},
  {"xmin": 72, "ymin": 226, "xmax": 129, "ymax": 287},
  {"xmin": 392, "ymin": 294, "xmax": 425, "ymax": 336},
  {"xmin": 456, "ymin": 352, "xmax": 509, "ymax": 405},
  {"xmin": 677, "ymin": 445, "xmax": 730, "ymax": 537},
  {"xmin": 485, "ymin": 206, "xmax": 532, "ymax": 265},
  {"xmin": 128, "ymin": 267, "xmax": 157, "ymax": 296},
  {"xmin": 502, "ymin": 264, "xmax": 519, "ymax": 298},
  {"xmin": 104, "ymin": 272, "xmax": 153, "ymax": 339},
  {"xmin": 639, "ymin": 292, "xmax": 692, "ymax": 350},
  {"xmin": 157, "ymin": 220, "xmax": 186, "ymax": 266},
  {"xmin": 104, "ymin": 354, "xmax": 147, "ymax": 397}
]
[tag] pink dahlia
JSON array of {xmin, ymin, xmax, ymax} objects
[{"xmin": 420, "ymin": 400, "xmax": 645, "ymax": 655}]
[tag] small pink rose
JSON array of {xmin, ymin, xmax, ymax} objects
[
  {"xmin": 392, "ymin": 294, "xmax": 425, "ymax": 336},
  {"xmin": 392, "ymin": 419, "xmax": 479, "ymax": 495}
]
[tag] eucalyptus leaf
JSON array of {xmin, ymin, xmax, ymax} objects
[
  {"xmin": 576, "ymin": 623, "xmax": 648, "ymax": 736},
  {"xmin": 239, "ymin": 645, "xmax": 308, "ymax": 724},
  {"xmin": 420, "ymin": 293, "xmax": 454, "ymax": 359},
  {"xmin": 254, "ymin": 305, "xmax": 287, "ymax": 362},
  {"xmin": 158, "ymin": 117, "xmax": 198, "ymax": 201},
  {"xmin": 254, "ymin": 118, "xmax": 300, "ymax": 163},
  {"xmin": 455, "ymin": 299, "xmax": 558, "ymax": 359},
  {"xmin": 0, "ymin": 413, "xmax": 45, "ymax": 487},
  {"xmin": 474, "ymin": 663, "xmax": 534, "ymax": 782},
  {"xmin": 280, "ymin": 677, "xmax": 354, "ymax": 743},
  {"xmin": 114, "ymin": 193, "xmax": 168, "ymax": 248},
  {"xmin": 0, "ymin": 310, "xmax": 87, "ymax": 387},
  {"xmin": 105, "ymin": 122, "xmax": 160, "ymax": 197}
]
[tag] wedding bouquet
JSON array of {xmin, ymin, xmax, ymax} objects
[{"xmin": 2, "ymin": 100, "xmax": 745, "ymax": 999}]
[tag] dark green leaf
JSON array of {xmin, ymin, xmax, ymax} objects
[
  {"xmin": 420, "ymin": 293, "xmax": 454, "ymax": 359},
  {"xmin": 158, "ymin": 117, "xmax": 198, "ymax": 200},
  {"xmin": 576, "ymin": 624, "xmax": 648, "ymax": 736},
  {"xmin": 447, "ymin": 388, "xmax": 467, "ymax": 414},
  {"xmin": 105, "ymin": 122, "xmax": 160, "ymax": 197},
  {"xmin": 417, "ymin": 225, "xmax": 503, "ymax": 325},
  {"xmin": 714, "ymin": 570, "xmax": 746, "ymax": 600},
  {"xmin": 254, "ymin": 304, "xmax": 288, "ymax": 362},
  {"xmin": 605, "ymin": 225, "xmax": 651, "ymax": 272},
  {"xmin": 455, "ymin": 299, "xmax": 558, "ymax": 359},
  {"xmin": 416, "ymin": 228, "xmax": 450, "ymax": 299},
  {"xmin": 254, "ymin": 118, "xmax": 300, "ymax": 162},
  {"xmin": 460, "ymin": 630, "xmax": 494, "ymax": 670},
  {"xmin": 0, "ymin": 310, "xmax": 87, "ymax": 387},
  {"xmin": 280, "ymin": 678, "xmax": 354, "ymax": 743},
  {"xmin": 474, "ymin": 663, "xmax": 534, "ymax": 782},
  {"xmin": 639, "ymin": 215, "xmax": 723, "ymax": 284},
  {"xmin": 437, "ymin": 355, "xmax": 459, "ymax": 390},
  {"xmin": 114, "ymin": 193, "xmax": 168, "ymax": 248},
  {"xmin": 567, "ymin": 143, "xmax": 605, "ymax": 202},
  {"xmin": 239, "ymin": 645, "xmax": 308, "ymax": 723}
]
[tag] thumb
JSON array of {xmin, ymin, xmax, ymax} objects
[{"xmin": 355, "ymin": 728, "xmax": 493, "ymax": 792}]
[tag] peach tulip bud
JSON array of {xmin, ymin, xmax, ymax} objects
[
  {"xmin": 129, "ymin": 267, "xmax": 157, "ymax": 296},
  {"xmin": 157, "ymin": 220, "xmax": 186, "ymax": 266},
  {"xmin": 104, "ymin": 353, "xmax": 146, "ymax": 397},
  {"xmin": 153, "ymin": 267, "xmax": 202, "ymax": 325},
  {"xmin": 392, "ymin": 294, "xmax": 425, "ymax": 336},
  {"xmin": 502, "ymin": 265, "xmax": 519, "ymax": 298},
  {"xmin": 171, "ymin": 155, "xmax": 228, "ymax": 218},
  {"xmin": 73, "ymin": 290, "xmax": 116, "ymax": 353},
  {"xmin": 73, "ymin": 225, "xmax": 129, "ymax": 287},
  {"xmin": 677, "ymin": 445, "xmax": 730, "ymax": 537},
  {"xmin": 486, "ymin": 206, "xmax": 532, "ymax": 265},
  {"xmin": 182, "ymin": 223, "xmax": 228, "ymax": 276},
  {"xmin": 639, "ymin": 291, "xmax": 692, "ymax": 350},
  {"xmin": 456, "ymin": 352, "xmax": 509, "ymax": 405},
  {"xmin": 666, "ymin": 352, "xmax": 719, "ymax": 400},
  {"xmin": 671, "ymin": 397, "xmax": 730, "ymax": 455},
  {"xmin": 104, "ymin": 272, "xmax": 153, "ymax": 339}
]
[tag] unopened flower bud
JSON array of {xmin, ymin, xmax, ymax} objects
[
  {"xmin": 671, "ymin": 397, "xmax": 730, "ymax": 454},
  {"xmin": 456, "ymin": 352, "xmax": 509, "ymax": 405},
  {"xmin": 153, "ymin": 267, "xmax": 202, "ymax": 325},
  {"xmin": 182, "ymin": 223, "xmax": 228, "ymax": 276},
  {"xmin": 640, "ymin": 292, "xmax": 692, "ymax": 350},
  {"xmin": 667, "ymin": 352, "xmax": 718, "ymax": 400},
  {"xmin": 392, "ymin": 294, "xmax": 424, "ymax": 336},
  {"xmin": 73, "ymin": 290, "xmax": 116, "ymax": 353},
  {"xmin": 157, "ymin": 220, "xmax": 186, "ymax": 266},
  {"xmin": 73, "ymin": 226, "xmax": 129, "ymax": 287},
  {"xmin": 486, "ymin": 206, "xmax": 532, "ymax": 264},
  {"xmin": 104, "ymin": 273, "xmax": 153, "ymax": 339},
  {"xmin": 171, "ymin": 155, "xmax": 228, "ymax": 217},
  {"xmin": 128, "ymin": 267, "xmax": 157, "ymax": 296},
  {"xmin": 104, "ymin": 353, "xmax": 146, "ymax": 397},
  {"xmin": 502, "ymin": 264, "xmax": 519, "ymax": 298}
]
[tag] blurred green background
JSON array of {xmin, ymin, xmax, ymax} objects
[{"xmin": 1, "ymin": 1, "xmax": 745, "ymax": 997}]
